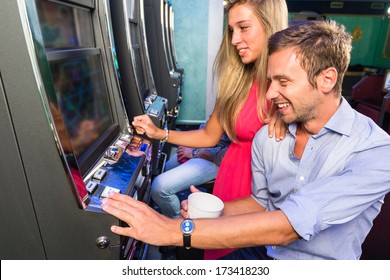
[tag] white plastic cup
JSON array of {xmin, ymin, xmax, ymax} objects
[{"xmin": 187, "ymin": 192, "xmax": 224, "ymax": 218}]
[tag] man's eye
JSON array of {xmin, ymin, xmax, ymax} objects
[{"xmin": 280, "ymin": 80, "xmax": 288, "ymax": 86}]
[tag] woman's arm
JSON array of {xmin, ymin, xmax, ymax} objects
[{"xmin": 132, "ymin": 110, "xmax": 224, "ymax": 148}]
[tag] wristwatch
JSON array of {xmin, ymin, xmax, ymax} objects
[
  {"xmin": 180, "ymin": 218, "xmax": 195, "ymax": 249},
  {"xmin": 192, "ymin": 149, "xmax": 199, "ymax": 158}
]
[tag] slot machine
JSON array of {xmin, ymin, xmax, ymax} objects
[
  {"xmin": 144, "ymin": 0, "xmax": 182, "ymax": 130},
  {"xmin": 0, "ymin": 0, "xmax": 152, "ymax": 259},
  {"xmin": 108, "ymin": 0, "xmax": 168, "ymax": 175},
  {"xmin": 163, "ymin": 0, "xmax": 183, "ymax": 79},
  {"xmin": 166, "ymin": 0, "xmax": 184, "ymax": 78}
]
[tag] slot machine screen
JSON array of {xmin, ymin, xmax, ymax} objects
[
  {"xmin": 35, "ymin": 0, "xmax": 94, "ymax": 49},
  {"xmin": 49, "ymin": 52, "xmax": 118, "ymax": 175},
  {"xmin": 35, "ymin": 0, "xmax": 119, "ymax": 176},
  {"xmin": 131, "ymin": 32, "xmax": 148, "ymax": 100}
]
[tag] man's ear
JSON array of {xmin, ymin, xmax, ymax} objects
[{"xmin": 319, "ymin": 67, "xmax": 338, "ymax": 94}]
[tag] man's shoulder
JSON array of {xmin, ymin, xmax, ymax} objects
[
  {"xmin": 253, "ymin": 125, "xmax": 271, "ymax": 145},
  {"xmin": 255, "ymin": 125, "xmax": 270, "ymax": 137}
]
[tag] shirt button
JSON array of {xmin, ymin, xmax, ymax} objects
[
  {"xmin": 299, "ymin": 176, "xmax": 305, "ymax": 181},
  {"xmin": 271, "ymin": 246, "xmax": 277, "ymax": 250}
]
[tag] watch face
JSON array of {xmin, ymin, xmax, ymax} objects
[{"xmin": 180, "ymin": 219, "xmax": 194, "ymax": 234}]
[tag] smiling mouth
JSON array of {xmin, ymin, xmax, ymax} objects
[
  {"xmin": 277, "ymin": 103, "xmax": 290, "ymax": 109},
  {"xmin": 238, "ymin": 48, "xmax": 247, "ymax": 55}
]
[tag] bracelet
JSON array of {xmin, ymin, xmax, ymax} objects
[{"xmin": 161, "ymin": 128, "xmax": 169, "ymax": 142}]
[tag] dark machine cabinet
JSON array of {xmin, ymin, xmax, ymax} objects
[
  {"xmin": 0, "ymin": 79, "xmax": 46, "ymax": 259},
  {"xmin": 144, "ymin": 0, "xmax": 182, "ymax": 129},
  {"xmin": 108, "ymin": 0, "xmax": 168, "ymax": 176},
  {"xmin": 108, "ymin": 0, "xmax": 148, "ymax": 119},
  {"xmin": 164, "ymin": 0, "xmax": 184, "ymax": 79}
]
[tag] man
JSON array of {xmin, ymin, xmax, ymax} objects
[{"xmin": 102, "ymin": 20, "xmax": 390, "ymax": 260}]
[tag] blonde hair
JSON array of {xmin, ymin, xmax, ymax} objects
[{"xmin": 214, "ymin": 0, "xmax": 288, "ymax": 142}]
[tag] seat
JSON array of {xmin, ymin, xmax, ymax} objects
[
  {"xmin": 198, "ymin": 179, "xmax": 215, "ymax": 194},
  {"xmin": 379, "ymin": 92, "xmax": 390, "ymax": 134},
  {"xmin": 342, "ymin": 70, "xmax": 365, "ymax": 101},
  {"xmin": 350, "ymin": 75, "xmax": 385, "ymax": 124},
  {"xmin": 360, "ymin": 193, "xmax": 390, "ymax": 259}
]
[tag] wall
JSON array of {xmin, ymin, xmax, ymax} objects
[
  {"xmin": 328, "ymin": 15, "xmax": 390, "ymax": 69},
  {"xmin": 170, "ymin": 0, "xmax": 223, "ymax": 124}
]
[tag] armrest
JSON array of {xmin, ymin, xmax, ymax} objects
[{"xmin": 379, "ymin": 92, "xmax": 390, "ymax": 129}]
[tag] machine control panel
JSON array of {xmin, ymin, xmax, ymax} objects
[{"xmin": 84, "ymin": 134, "xmax": 151, "ymax": 212}]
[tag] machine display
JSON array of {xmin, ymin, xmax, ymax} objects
[
  {"xmin": 35, "ymin": 0, "xmax": 94, "ymax": 49},
  {"xmin": 49, "ymin": 53, "xmax": 118, "ymax": 175}
]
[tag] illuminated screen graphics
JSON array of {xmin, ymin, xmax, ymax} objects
[{"xmin": 49, "ymin": 55, "xmax": 114, "ymax": 159}]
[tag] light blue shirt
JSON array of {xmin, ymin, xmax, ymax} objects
[{"xmin": 251, "ymin": 98, "xmax": 390, "ymax": 259}]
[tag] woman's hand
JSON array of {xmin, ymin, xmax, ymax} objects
[
  {"xmin": 180, "ymin": 185, "xmax": 201, "ymax": 218},
  {"xmin": 266, "ymin": 109, "xmax": 287, "ymax": 142},
  {"xmin": 132, "ymin": 114, "xmax": 164, "ymax": 140}
]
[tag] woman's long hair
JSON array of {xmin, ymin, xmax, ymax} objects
[{"xmin": 214, "ymin": 0, "xmax": 288, "ymax": 141}]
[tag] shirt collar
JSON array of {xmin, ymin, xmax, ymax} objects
[{"xmin": 287, "ymin": 97, "xmax": 354, "ymax": 138}]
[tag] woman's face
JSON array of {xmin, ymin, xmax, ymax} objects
[{"xmin": 228, "ymin": 3, "xmax": 266, "ymax": 64}]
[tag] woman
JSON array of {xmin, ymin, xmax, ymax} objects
[{"xmin": 133, "ymin": 0, "xmax": 288, "ymax": 259}]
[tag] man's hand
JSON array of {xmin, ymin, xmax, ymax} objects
[
  {"xmin": 102, "ymin": 193, "xmax": 180, "ymax": 246},
  {"xmin": 180, "ymin": 185, "xmax": 201, "ymax": 218}
]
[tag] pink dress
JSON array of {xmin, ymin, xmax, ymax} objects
[{"xmin": 204, "ymin": 82, "xmax": 264, "ymax": 260}]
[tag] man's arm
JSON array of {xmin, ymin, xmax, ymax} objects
[
  {"xmin": 191, "ymin": 210, "xmax": 299, "ymax": 249},
  {"xmin": 102, "ymin": 193, "xmax": 299, "ymax": 250}
]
